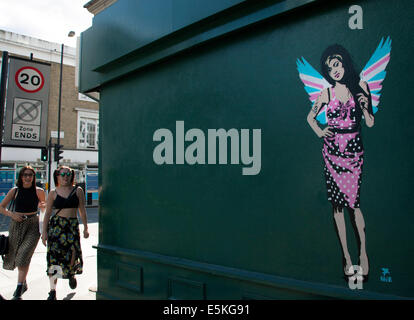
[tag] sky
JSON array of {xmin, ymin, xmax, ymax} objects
[{"xmin": 0, "ymin": 0, "xmax": 93, "ymax": 47}]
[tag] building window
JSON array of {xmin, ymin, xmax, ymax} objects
[
  {"xmin": 76, "ymin": 108, "xmax": 99, "ymax": 150},
  {"xmin": 78, "ymin": 93, "xmax": 98, "ymax": 103}
]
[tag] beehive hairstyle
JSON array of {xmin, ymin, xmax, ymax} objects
[{"xmin": 320, "ymin": 44, "xmax": 373, "ymax": 116}]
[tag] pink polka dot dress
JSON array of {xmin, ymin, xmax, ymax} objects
[{"xmin": 322, "ymin": 87, "xmax": 364, "ymax": 210}]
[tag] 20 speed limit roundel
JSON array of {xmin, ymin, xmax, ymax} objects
[{"xmin": 15, "ymin": 66, "xmax": 45, "ymax": 93}]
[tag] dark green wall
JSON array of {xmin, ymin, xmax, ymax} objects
[{"xmin": 82, "ymin": 0, "xmax": 414, "ymax": 299}]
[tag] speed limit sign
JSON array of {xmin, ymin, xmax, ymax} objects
[
  {"xmin": 4, "ymin": 57, "xmax": 50, "ymax": 147},
  {"xmin": 15, "ymin": 66, "xmax": 45, "ymax": 93}
]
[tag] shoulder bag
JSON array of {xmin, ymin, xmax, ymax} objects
[
  {"xmin": 0, "ymin": 235, "xmax": 8, "ymax": 256},
  {"xmin": 0, "ymin": 188, "xmax": 18, "ymax": 256},
  {"xmin": 42, "ymin": 187, "xmax": 78, "ymax": 237}
]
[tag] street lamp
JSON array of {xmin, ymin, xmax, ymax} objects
[{"xmin": 56, "ymin": 31, "xmax": 76, "ymax": 164}]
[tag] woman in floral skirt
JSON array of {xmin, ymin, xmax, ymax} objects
[{"xmin": 42, "ymin": 166, "xmax": 89, "ymax": 300}]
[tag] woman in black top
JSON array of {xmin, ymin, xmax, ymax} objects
[
  {"xmin": 42, "ymin": 165, "xmax": 88, "ymax": 300},
  {"xmin": 0, "ymin": 166, "xmax": 46, "ymax": 300}
]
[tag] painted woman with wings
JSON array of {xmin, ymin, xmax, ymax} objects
[{"xmin": 297, "ymin": 37, "xmax": 391, "ymax": 279}]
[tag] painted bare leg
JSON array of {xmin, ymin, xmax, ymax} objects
[
  {"xmin": 354, "ymin": 208, "xmax": 369, "ymax": 276},
  {"xmin": 333, "ymin": 209, "xmax": 353, "ymax": 275}
]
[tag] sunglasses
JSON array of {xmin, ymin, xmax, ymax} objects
[
  {"xmin": 23, "ymin": 173, "xmax": 34, "ymax": 177},
  {"xmin": 59, "ymin": 171, "xmax": 72, "ymax": 177}
]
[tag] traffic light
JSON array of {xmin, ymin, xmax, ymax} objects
[
  {"xmin": 54, "ymin": 144, "xmax": 64, "ymax": 162},
  {"xmin": 41, "ymin": 147, "xmax": 48, "ymax": 161}
]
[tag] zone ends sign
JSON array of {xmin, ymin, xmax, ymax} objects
[{"xmin": 3, "ymin": 57, "xmax": 50, "ymax": 147}]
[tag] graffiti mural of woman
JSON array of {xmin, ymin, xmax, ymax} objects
[{"xmin": 297, "ymin": 37, "xmax": 392, "ymax": 280}]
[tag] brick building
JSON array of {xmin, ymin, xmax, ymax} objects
[{"xmin": 0, "ymin": 29, "xmax": 99, "ymax": 198}]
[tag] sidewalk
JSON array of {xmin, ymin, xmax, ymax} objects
[{"xmin": 0, "ymin": 222, "xmax": 98, "ymax": 300}]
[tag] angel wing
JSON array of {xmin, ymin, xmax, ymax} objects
[
  {"xmin": 360, "ymin": 36, "xmax": 392, "ymax": 114},
  {"xmin": 296, "ymin": 57, "xmax": 331, "ymax": 124}
]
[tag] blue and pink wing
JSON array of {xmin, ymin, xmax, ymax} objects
[
  {"xmin": 296, "ymin": 57, "xmax": 331, "ymax": 124},
  {"xmin": 359, "ymin": 36, "xmax": 392, "ymax": 114}
]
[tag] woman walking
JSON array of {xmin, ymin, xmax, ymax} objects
[
  {"xmin": 0, "ymin": 166, "xmax": 46, "ymax": 300},
  {"xmin": 42, "ymin": 166, "xmax": 89, "ymax": 300}
]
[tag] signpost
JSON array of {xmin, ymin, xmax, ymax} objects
[
  {"xmin": 0, "ymin": 51, "xmax": 9, "ymax": 162},
  {"xmin": 3, "ymin": 57, "xmax": 50, "ymax": 148}
]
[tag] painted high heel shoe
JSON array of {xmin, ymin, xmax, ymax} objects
[
  {"xmin": 358, "ymin": 254, "xmax": 369, "ymax": 276},
  {"xmin": 343, "ymin": 257, "xmax": 354, "ymax": 276},
  {"xmin": 358, "ymin": 254, "xmax": 369, "ymax": 282}
]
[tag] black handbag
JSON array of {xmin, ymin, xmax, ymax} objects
[
  {"xmin": 0, "ymin": 234, "xmax": 9, "ymax": 256},
  {"xmin": 0, "ymin": 188, "xmax": 18, "ymax": 257}
]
